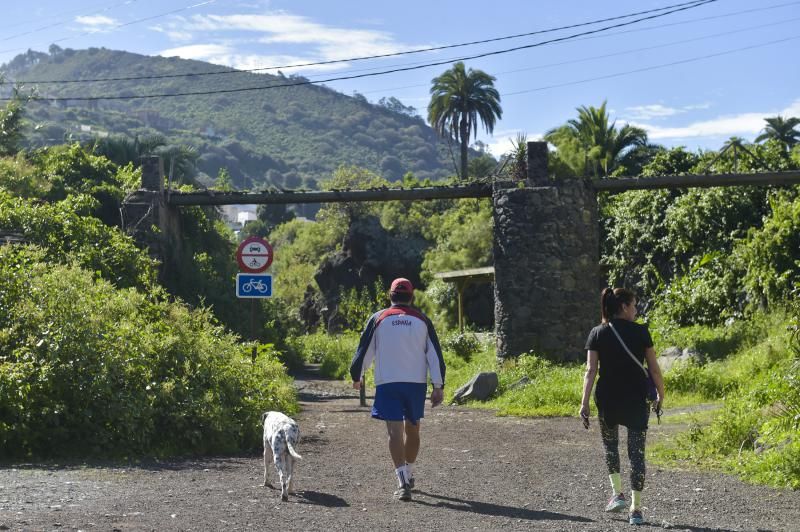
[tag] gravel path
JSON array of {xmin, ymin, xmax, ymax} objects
[{"xmin": 2, "ymin": 371, "xmax": 798, "ymax": 531}]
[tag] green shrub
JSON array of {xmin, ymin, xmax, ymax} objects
[
  {"xmin": 441, "ymin": 331, "xmax": 480, "ymax": 361},
  {"xmin": 736, "ymin": 190, "xmax": 800, "ymax": 308},
  {"xmin": 0, "ymin": 249, "xmax": 296, "ymax": 460},
  {"xmin": 649, "ymin": 253, "xmax": 743, "ymax": 327},
  {"xmin": 0, "ymin": 192, "xmax": 156, "ymax": 289},
  {"xmin": 337, "ymin": 280, "xmax": 388, "ymax": 332}
]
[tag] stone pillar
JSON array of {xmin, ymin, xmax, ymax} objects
[
  {"xmin": 493, "ymin": 143, "xmax": 600, "ymax": 362},
  {"xmin": 140, "ymin": 156, "xmax": 164, "ymax": 192},
  {"xmin": 526, "ymin": 141, "xmax": 549, "ymax": 186}
]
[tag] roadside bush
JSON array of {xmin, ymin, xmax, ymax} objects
[
  {"xmin": 0, "ymin": 249, "xmax": 296, "ymax": 460},
  {"xmin": 0, "ymin": 192, "xmax": 156, "ymax": 289},
  {"xmin": 441, "ymin": 331, "xmax": 480, "ymax": 361},
  {"xmin": 649, "ymin": 253, "xmax": 744, "ymax": 327},
  {"xmin": 735, "ymin": 190, "xmax": 800, "ymax": 309}
]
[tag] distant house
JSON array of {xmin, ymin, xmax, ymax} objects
[
  {"xmin": 237, "ymin": 211, "xmax": 257, "ymax": 226},
  {"xmin": 221, "ymin": 205, "xmax": 257, "ymax": 231}
]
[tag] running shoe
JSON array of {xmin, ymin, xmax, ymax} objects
[
  {"xmin": 629, "ymin": 509, "xmax": 644, "ymax": 525},
  {"xmin": 393, "ymin": 484, "xmax": 412, "ymax": 502},
  {"xmin": 604, "ymin": 492, "xmax": 626, "ymax": 512},
  {"xmin": 408, "ymin": 476, "xmax": 415, "ymax": 490}
]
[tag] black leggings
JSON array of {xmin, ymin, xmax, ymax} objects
[{"xmin": 600, "ymin": 418, "xmax": 647, "ymax": 492}]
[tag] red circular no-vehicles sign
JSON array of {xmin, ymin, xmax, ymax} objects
[{"xmin": 236, "ymin": 236, "xmax": 273, "ymax": 273}]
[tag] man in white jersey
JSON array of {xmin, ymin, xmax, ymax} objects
[{"xmin": 350, "ymin": 277, "xmax": 445, "ymax": 501}]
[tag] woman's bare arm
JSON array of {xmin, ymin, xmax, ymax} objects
[{"xmin": 579, "ymin": 350, "xmax": 599, "ymax": 421}]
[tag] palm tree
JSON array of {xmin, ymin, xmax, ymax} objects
[
  {"xmin": 545, "ymin": 101, "xmax": 648, "ymax": 177},
  {"xmin": 755, "ymin": 116, "xmax": 800, "ymax": 151},
  {"xmin": 92, "ymin": 134, "xmax": 199, "ymax": 186},
  {"xmin": 428, "ymin": 62, "xmax": 502, "ymax": 180}
]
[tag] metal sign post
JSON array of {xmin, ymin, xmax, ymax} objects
[{"xmin": 235, "ymin": 237, "xmax": 274, "ymax": 363}]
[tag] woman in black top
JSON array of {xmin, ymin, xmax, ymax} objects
[{"xmin": 579, "ymin": 288, "xmax": 665, "ymax": 526}]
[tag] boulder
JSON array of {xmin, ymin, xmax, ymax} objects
[
  {"xmin": 450, "ymin": 372, "xmax": 499, "ymax": 404},
  {"xmin": 507, "ymin": 375, "xmax": 530, "ymax": 391},
  {"xmin": 658, "ymin": 346, "xmax": 706, "ymax": 373}
]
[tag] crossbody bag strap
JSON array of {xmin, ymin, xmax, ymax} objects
[{"xmin": 608, "ymin": 322, "xmax": 649, "ymax": 378}]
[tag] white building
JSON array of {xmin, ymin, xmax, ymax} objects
[{"xmin": 221, "ymin": 205, "xmax": 257, "ymax": 231}]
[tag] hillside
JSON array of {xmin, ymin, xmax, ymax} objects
[{"xmin": 1, "ymin": 46, "xmax": 459, "ymax": 189}]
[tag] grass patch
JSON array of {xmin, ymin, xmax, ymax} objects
[
  {"xmin": 289, "ymin": 331, "xmax": 359, "ymax": 380},
  {"xmin": 649, "ymin": 311, "xmax": 800, "ymax": 489}
]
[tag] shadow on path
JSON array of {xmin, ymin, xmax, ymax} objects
[
  {"xmin": 1, "ymin": 458, "xmax": 249, "ymax": 473},
  {"xmin": 297, "ymin": 391, "xmax": 359, "ymax": 403},
  {"xmin": 667, "ymin": 525, "xmax": 742, "ymax": 532},
  {"xmin": 295, "ymin": 490, "xmax": 350, "ymax": 508},
  {"xmin": 412, "ymin": 491, "xmax": 593, "ymax": 523}
]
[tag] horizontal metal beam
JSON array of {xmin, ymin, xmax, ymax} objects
[
  {"xmin": 164, "ymin": 183, "xmax": 493, "ymax": 206},
  {"xmin": 591, "ymin": 171, "xmax": 800, "ymax": 192}
]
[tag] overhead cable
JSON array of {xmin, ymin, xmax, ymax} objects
[
  {"xmin": 5, "ymin": 0, "xmax": 718, "ymax": 85},
  {"xmin": 3, "ymin": 0, "xmax": 720, "ymax": 101},
  {"xmin": 0, "ymin": 0, "xmax": 142, "ymax": 43},
  {"xmin": 0, "ymin": 0, "xmax": 216, "ymax": 56},
  {"xmin": 501, "ymin": 35, "xmax": 800, "ymax": 97}
]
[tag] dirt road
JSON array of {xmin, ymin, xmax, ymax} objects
[{"xmin": 2, "ymin": 371, "xmax": 799, "ymax": 531}]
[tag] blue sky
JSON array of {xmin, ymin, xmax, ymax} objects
[{"xmin": 1, "ymin": 0, "xmax": 798, "ymax": 157}]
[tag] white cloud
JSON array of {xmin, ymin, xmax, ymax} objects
[
  {"xmin": 622, "ymin": 102, "xmax": 711, "ymax": 121},
  {"xmin": 159, "ymin": 43, "xmax": 233, "ymax": 60},
  {"xmin": 157, "ymin": 43, "xmax": 343, "ymax": 74},
  {"xmin": 485, "ymin": 131, "xmax": 544, "ymax": 158},
  {"xmin": 155, "ymin": 11, "xmax": 431, "ymax": 73},
  {"xmin": 150, "ymin": 24, "xmax": 194, "ymax": 43},
  {"xmin": 74, "ymin": 15, "xmax": 117, "ymax": 33},
  {"xmin": 633, "ymin": 99, "xmax": 800, "ymax": 141}
]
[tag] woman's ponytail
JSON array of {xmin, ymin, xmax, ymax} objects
[{"xmin": 601, "ymin": 287, "xmax": 616, "ymax": 323}]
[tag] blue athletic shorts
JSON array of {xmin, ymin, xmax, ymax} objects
[{"xmin": 371, "ymin": 382, "xmax": 427, "ymax": 425}]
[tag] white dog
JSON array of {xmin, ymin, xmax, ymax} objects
[{"xmin": 262, "ymin": 411, "xmax": 302, "ymax": 501}]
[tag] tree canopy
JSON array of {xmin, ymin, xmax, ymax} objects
[
  {"xmin": 428, "ymin": 62, "xmax": 502, "ymax": 180},
  {"xmin": 546, "ymin": 100, "xmax": 649, "ymax": 177}
]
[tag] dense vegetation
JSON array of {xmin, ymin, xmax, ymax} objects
[
  {"xmin": 0, "ymin": 135, "xmax": 297, "ymax": 460},
  {"xmin": 1, "ymin": 47, "xmax": 461, "ymax": 189}
]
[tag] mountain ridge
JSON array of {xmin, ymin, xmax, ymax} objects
[{"xmin": 1, "ymin": 46, "xmax": 460, "ymax": 188}]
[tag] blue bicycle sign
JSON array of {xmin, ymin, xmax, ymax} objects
[{"xmin": 236, "ymin": 273, "xmax": 272, "ymax": 298}]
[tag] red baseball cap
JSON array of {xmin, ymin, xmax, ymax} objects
[{"xmin": 390, "ymin": 278, "xmax": 414, "ymax": 295}]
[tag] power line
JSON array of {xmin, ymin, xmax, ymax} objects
[
  {"xmin": 0, "ymin": 0, "xmax": 137, "ymax": 32},
  {"xmin": 567, "ymin": 0, "xmax": 800, "ymax": 44},
  {"xmin": 501, "ymin": 35, "xmax": 800, "ymax": 97},
  {"xmin": 3, "ymin": 0, "xmax": 719, "ymax": 101},
  {"xmin": 5, "ymin": 0, "xmax": 718, "ymax": 85},
  {"xmin": 361, "ymin": 15, "xmax": 800, "ymax": 96},
  {"xmin": 0, "ymin": 0, "xmax": 216, "ymax": 56},
  {"xmin": 0, "ymin": 0, "xmax": 142, "ymax": 43}
]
